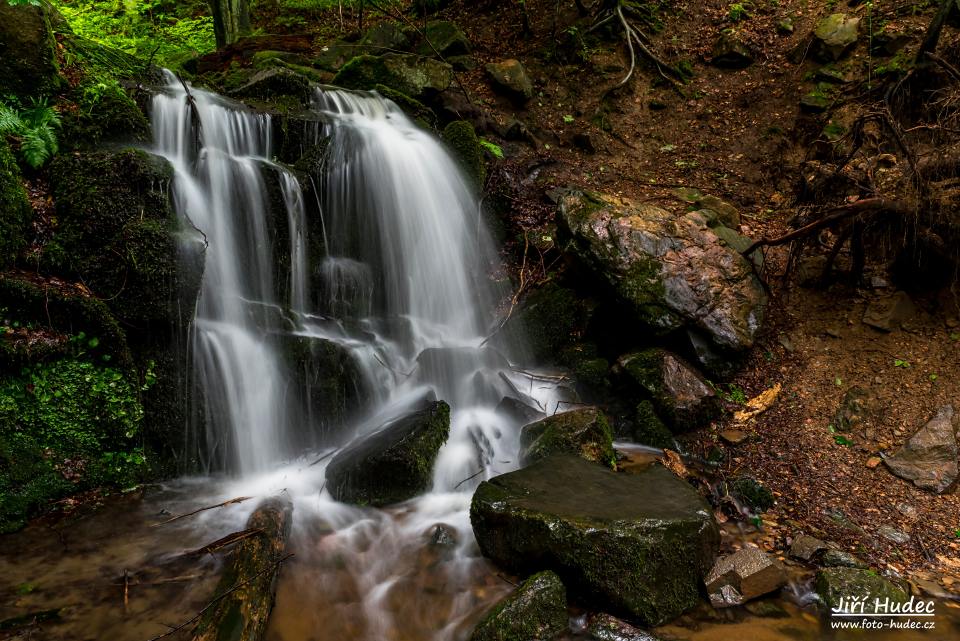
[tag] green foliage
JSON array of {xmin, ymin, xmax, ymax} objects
[
  {"xmin": 0, "ymin": 97, "xmax": 60, "ymax": 169},
  {"xmin": 54, "ymin": 0, "xmax": 215, "ymax": 67},
  {"xmin": 727, "ymin": 2, "xmax": 750, "ymax": 21},
  {"xmin": 893, "ymin": 358, "xmax": 910, "ymax": 368},
  {"xmin": 3, "ymin": 0, "xmax": 42, "ymax": 5},
  {"xmin": 479, "ymin": 138, "xmax": 504, "ymax": 159}
]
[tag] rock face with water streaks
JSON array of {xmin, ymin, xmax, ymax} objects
[
  {"xmin": 884, "ymin": 405, "xmax": 958, "ymax": 493},
  {"xmin": 519, "ymin": 407, "xmax": 615, "ymax": 467},
  {"xmin": 557, "ymin": 190, "xmax": 766, "ymax": 352},
  {"xmin": 326, "ymin": 400, "xmax": 451, "ymax": 506},
  {"xmin": 469, "ymin": 570, "xmax": 568, "ymax": 641},
  {"xmin": 471, "ymin": 454, "xmax": 720, "ymax": 626}
]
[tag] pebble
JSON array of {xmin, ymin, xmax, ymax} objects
[
  {"xmin": 866, "ymin": 456, "xmax": 882, "ymax": 469},
  {"xmin": 720, "ymin": 430, "xmax": 750, "ymax": 445}
]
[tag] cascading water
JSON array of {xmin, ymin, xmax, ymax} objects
[{"xmin": 150, "ymin": 73, "xmax": 567, "ymax": 639}]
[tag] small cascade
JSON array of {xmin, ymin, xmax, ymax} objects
[{"xmin": 150, "ymin": 74, "xmax": 567, "ymax": 639}]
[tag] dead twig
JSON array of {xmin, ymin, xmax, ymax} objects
[
  {"xmin": 184, "ymin": 528, "xmax": 264, "ymax": 557},
  {"xmin": 151, "ymin": 496, "xmax": 254, "ymax": 528}
]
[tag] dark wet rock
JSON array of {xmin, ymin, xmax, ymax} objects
[
  {"xmin": 862, "ymin": 291, "xmax": 916, "ymax": 332},
  {"xmin": 333, "ymin": 53, "xmax": 453, "ymax": 99},
  {"xmin": 705, "ymin": 547, "xmax": 787, "ymax": 607},
  {"xmin": 835, "ymin": 386, "xmax": 875, "ymax": 432},
  {"xmin": 812, "ymin": 13, "xmax": 860, "ymax": 61},
  {"xmin": 0, "ymin": 0, "xmax": 62, "ymax": 97},
  {"xmin": 469, "ymin": 571, "xmax": 567, "ymax": 641},
  {"xmin": 730, "ymin": 475, "xmax": 775, "ymax": 512},
  {"xmin": 418, "ymin": 20, "xmax": 472, "ymax": 57},
  {"xmin": 326, "ymin": 400, "xmax": 451, "ymax": 506},
  {"xmin": 710, "ymin": 31, "xmax": 754, "ymax": 69},
  {"xmin": 789, "ymin": 534, "xmax": 828, "ymax": 562},
  {"xmin": 229, "ymin": 67, "xmax": 312, "ymax": 105},
  {"xmin": 360, "ymin": 22, "xmax": 411, "ymax": 52},
  {"xmin": 470, "ymin": 454, "xmax": 720, "ymax": 625},
  {"xmin": 616, "ymin": 349, "xmax": 720, "ymax": 432},
  {"xmin": 630, "ymin": 401, "xmax": 674, "ymax": 449},
  {"xmin": 884, "ymin": 405, "xmax": 958, "ymax": 494},
  {"xmin": 429, "ymin": 523, "xmax": 458, "ymax": 548},
  {"xmin": 815, "ymin": 568, "xmax": 908, "ymax": 612},
  {"xmin": 587, "ymin": 613, "xmax": 660, "ymax": 641},
  {"xmin": 485, "ymin": 59, "xmax": 534, "ymax": 101},
  {"xmin": 519, "ymin": 407, "xmax": 615, "ymax": 467},
  {"xmin": 820, "ymin": 549, "xmax": 869, "ymax": 569},
  {"xmin": 496, "ymin": 397, "xmax": 544, "ymax": 427},
  {"xmin": 557, "ymin": 190, "xmax": 766, "ymax": 351}
]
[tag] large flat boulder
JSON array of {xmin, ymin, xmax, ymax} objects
[
  {"xmin": 519, "ymin": 407, "xmax": 615, "ymax": 467},
  {"xmin": 884, "ymin": 405, "xmax": 958, "ymax": 494},
  {"xmin": 470, "ymin": 454, "xmax": 720, "ymax": 625},
  {"xmin": 558, "ymin": 190, "xmax": 766, "ymax": 351},
  {"xmin": 326, "ymin": 400, "xmax": 450, "ymax": 506}
]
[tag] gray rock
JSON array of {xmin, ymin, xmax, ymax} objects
[
  {"xmin": 863, "ymin": 291, "xmax": 916, "ymax": 332},
  {"xmin": 520, "ymin": 407, "xmax": 615, "ymax": 467},
  {"xmin": 325, "ymin": 400, "xmax": 451, "ymax": 506},
  {"xmin": 470, "ymin": 571, "xmax": 567, "ymax": 641},
  {"xmin": 470, "ymin": 454, "xmax": 720, "ymax": 626},
  {"xmin": 616, "ymin": 349, "xmax": 721, "ymax": 431},
  {"xmin": 587, "ymin": 613, "xmax": 660, "ymax": 641},
  {"xmin": 813, "ymin": 14, "xmax": 860, "ymax": 61},
  {"xmin": 884, "ymin": 405, "xmax": 958, "ymax": 493},
  {"xmin": 705, "ymin": 546, "xmax": 787, "ymax": 607},
  {"xmin": 557, "ymin": 190, "xmax": 766, "ymax": 351},
  {"xmin": 789, "ymin": 534, "xmax": 828, "ymax": 562},
  {"xmin": 485, "ymin": 59, "xmax": 534, "ymax": 101},
  {"xmin": 815, "ymin": 568, "xmax": 908, "ymax": 612},
  {"xmin": 821, "ymin": 549, "xmax": 868, "ymax": 569},
  {"xmin": 711, "ymin": 31, "xmax": 754, "ymax": 69},
  {"xmin": 418, "ymin": 20, "xmax": 472, "ymax": 57},
  {"xmin": 877, "ymin": 525, "xmax": 911, "ymax": 545}
]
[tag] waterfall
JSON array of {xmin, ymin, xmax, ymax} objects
[{"xmin": 150, "ymin": 73, "xmax": 566, "ymax": 638}]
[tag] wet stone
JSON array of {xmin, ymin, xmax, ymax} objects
[
  {"xmin": 704, "ymin": 546, "xmax": 787, "ymax": 607},
  {"xmin": 789, "ymin": 534, "xmax": 828, "ymax": 562},
  {"xmin": 884, "ymin": 405, "xmax": 958, "ymax": 494},
  {"xmin": 587, "ymin": 613, "xmax": 661, "ymax": 641}
]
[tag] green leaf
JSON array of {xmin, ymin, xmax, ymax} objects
[
  {"xmin": 834, "ymin": 434, "xmax": 853, "ymax": 446},
  {"xmin": 562, "ymin": 114, "xmax": 574, "ymax": 123},
  {"xmin": 478, "ymin": 138, "xmax": 504, "ymax": 159}
]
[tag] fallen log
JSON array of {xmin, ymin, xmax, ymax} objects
[{"xmin": 189, "ymin": 497, "xmax": 293, "ymax": 641}]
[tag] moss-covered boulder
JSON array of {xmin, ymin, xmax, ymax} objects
[
  {"xmin": 485, "ymin": 59, "xmax": 534, "ymax": 102},
  {"xmin": 814, "ymin": 568, "xmax": 908, "ymax": 612},
  {"xmin": 333, "ymin": 54, "xmax": 453, "ymax": 99},
  {"xmin": 0, "ymin": 0, "xmax": 62, "ymax": 98},
  {"xmin": 326, "ymin": 400, "xmax": 451, "ymax": 506},
  {"xmin": 631, "ymin": 400, "xmax": 675, "ymax": 449},
  {"xmin": 418, "ymin": 21, "xmax": 472, "ymax": 58},
  {"xmin": 442, "ymin": 120, "xmax": 485, "ymax": 188},
  {"xmin": 557, "ymin": 190, "xmax": 766, "ymax": 352},
  {"xmin": 616, "ymin": 349, "xmax": 720, "ymax": 432},
  {"xmin": 0, "ymin": 140, "xmax": 32, "ymax": 267},
  {"xmin": 812, "ymin": 14, "xmax": 860, "ymax": 62},
  {"xmin": 520, "ymin": 407, "xmax": 614, "ymax": 467},
  {"xmin": 229, "ymin": 67, "xmax": 313, "ymax": 106},
  {"xmin": 374, "ymin": 84, "xmax": 438, "ymax": 129},
  {"xmin": 61, "ymin": 78, "xmax": 151, "ymax": 150},
  {"xmin": 48, "ymin": 149, "xmax": 197, "ymax": 327},
  {"xmin": 470, "ymin": 571, "xmax": 567, "ymax": 641},
  {"xmin": 471, "ymin": 454, "xmax": 720, "ymax": 625}
]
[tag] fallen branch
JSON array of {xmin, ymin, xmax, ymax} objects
[
  {"xmin": 185, "ymin": 528, "xmax": 265, "ymax": 557},
  {"xmin": 151, "ymin": 496, "xmax": 254, "ymax": 527}
]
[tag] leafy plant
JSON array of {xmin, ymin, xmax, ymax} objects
[
  {"xmin": 893, "ymin": 358, "xmax": 910, "ymax": 368},
  {"xmin": 834, "ymin": 434, "xmax": 854, "ymax": 446},
  {"xmin": 727, "ymin": 2, "xmax": 750, "ymax": 21},
  {"xmin": 479, "ymin": 138, "xmax": 504, "ymax": 159},
  {"xmin": 0, "ymin": 98, "xmax": 61, "ymax": 169}
]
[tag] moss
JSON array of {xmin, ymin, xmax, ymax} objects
[
  {"xmin": 513, "ymin": 282, "xmax": 590, "ymax": 363},
  {"xmin": 332, "ymin": 53, "xmax": 452, "ymax": 98},
  {"xmin": 520, "ymin": 407, "xmax": 615, "ymax": 468},
  {"xmin": 0, "ymin": 140, "xmax": 32, "ymax": 268},
  {"xmin": 61, "ymin": 79, "xmax": 151, "ymax": 150},
  {"xmin": 814, "ymin": 568, "xmax": 908, "ymax": 612},
  {"xmin": 374, "ymin": 84, "xmax": 437, "ymax": 130},
  {"xmin": 730, "ymin": 475, "xmax": 775, "ymax": 512},
  {"xmin": 0, "ymin": 1, "xmax": 63, "ymax": 99},
  {"xmin": 0, "ymin": 357, "xmax": 148, "ymax": 532},
  {"xmin": 632, "ymin": 400, "xmax": 674, "ymax": 449},
  {"xmin": 618, "ymin": 256, "xmax": 675, "ymax": 330},
  {"xmin": 442, "ymin": 120, "xmax": 485, "ymax": 189},
  {"xmin": 49, "ymin": 149, "xmax": 186, "ymax": 326},
  {"xmin": 470, "ymin": 571, "xmax": 567, "ymax": 641}
]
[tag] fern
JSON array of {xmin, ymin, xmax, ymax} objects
[{"xmin": 0, "ymin": 98, "xmax": 60, "ymax": 169}]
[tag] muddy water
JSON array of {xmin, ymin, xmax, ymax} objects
[{"xmin": 2, "ymin": 450, "xmax": 959, "ymax": 641}]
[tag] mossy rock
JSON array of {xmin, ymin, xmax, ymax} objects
[
  {"xmin": 0, "ymin": 0, "xmax": 62, "ymax": 98},
  {"xmin": 442, "ymin": 120, "xmax": 485, "ymax": 189},
  {"xmin": 61, "ymin": 80, "xmax": 150, "ymax": 151},
  {"xmin": 617, "ymin": 349, "xmax": 720, "ymax": 432},
  {"xmin": 519, "ymin": 407, "xmax": 615, "ymax": 468},
  {"xmin": 333, "ymin": 53, "xmax": 453, "ymax": 99},
  {"xmin": 730, "ymin": 474, "xmax": 775, "ymax": 512},
  {"xmin": 359, "ymin": 22, "xmax": 411, "ymax": 53},
  {"xmin": 374, "ymin": 84, "xmax": 438, "ymax": 130},
  {"xmin": 632, "ymin": 400, "xmax": 675, "ymax": 449},
  {"xmin": 814, "ymin": 568, "xmax": 908, "ymax": 612},
  {"xmin": 229, "ymin": 67, "xmax": 313, "ymax": 106},
  {"xmin": 470, "ymin": 571, "xmax": 567, "ymax": 641},
  {"xmin": 505, "ymin": 282, "xmax": 593, "ymax": 364},
  {"xmin": 49, "ymin": 149, "xmax": 194, "ymax": 327},
  {"xmin": 471, "ymin": 454, "xmax": 720, "ymax": 625},
  {"xmin": 0, "ymin": 140, "xmax": 32, "ymax": 267},
  {"xmin": 325, "ymin": 400, "xmax": 451, "ymax": 506},
  {"xmin": 418, "ymin": 21, "xmax": 472, "ymax": 58}
]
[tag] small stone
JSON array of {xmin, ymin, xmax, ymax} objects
[
  {"xmin": 778, "ymin": 334, "xmax": 795, "ymax": 352},
  {"xmin": 485, "ymin": 59, "xmax": 534, "ymax": 101},
  {"xmin": 430, "ymin": 523, "xmax": 458, "ymax": 548},
  {"xmin": 587, "ymin": 613, "xmax": 660, "ymax": 641},
  {"xmin": 825, "ymin": 327, "xmax": 842, "ymax": 338},
  {"xmin": 884, "ymin": 405, "xmax": 958, "ymax": 493},
  {"xmin": 866, "ymin": 456, "xmax": 882, "ymax": 469},
  {"xmin": 877, "ymin": 525, "xmax": 911, "ymax": 545},
  {"xmin": 711, "ymin": 31, "xmax": 754, "ymax": 68},
  {"xmin": 720, "ymin": 430, "xmax": 749, "ymax": 445},
  {"xmin": 863, "ymin": 291, "xmax": 916, "ymax": 332},
  {"xmin": 813, "ymin": 14, "xmax": 861, "ymax": 62},
  {"xmin": 776, "ymin": 18, "xmax": 794, "ymax": 34},
  {"xmin": 895, "ymin": 502, "xmax": 917, "ymax": 519},
  {"xmin": 705, "ymin": 546, "xmax": 788, "ymax": 607},
  {"xmin": 835, "ymin": 386, "xmax": 875, "ymax": 432},
  {"xmin": 789, "ymin": 534, "xmax": 828, "ymax": 562}
]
